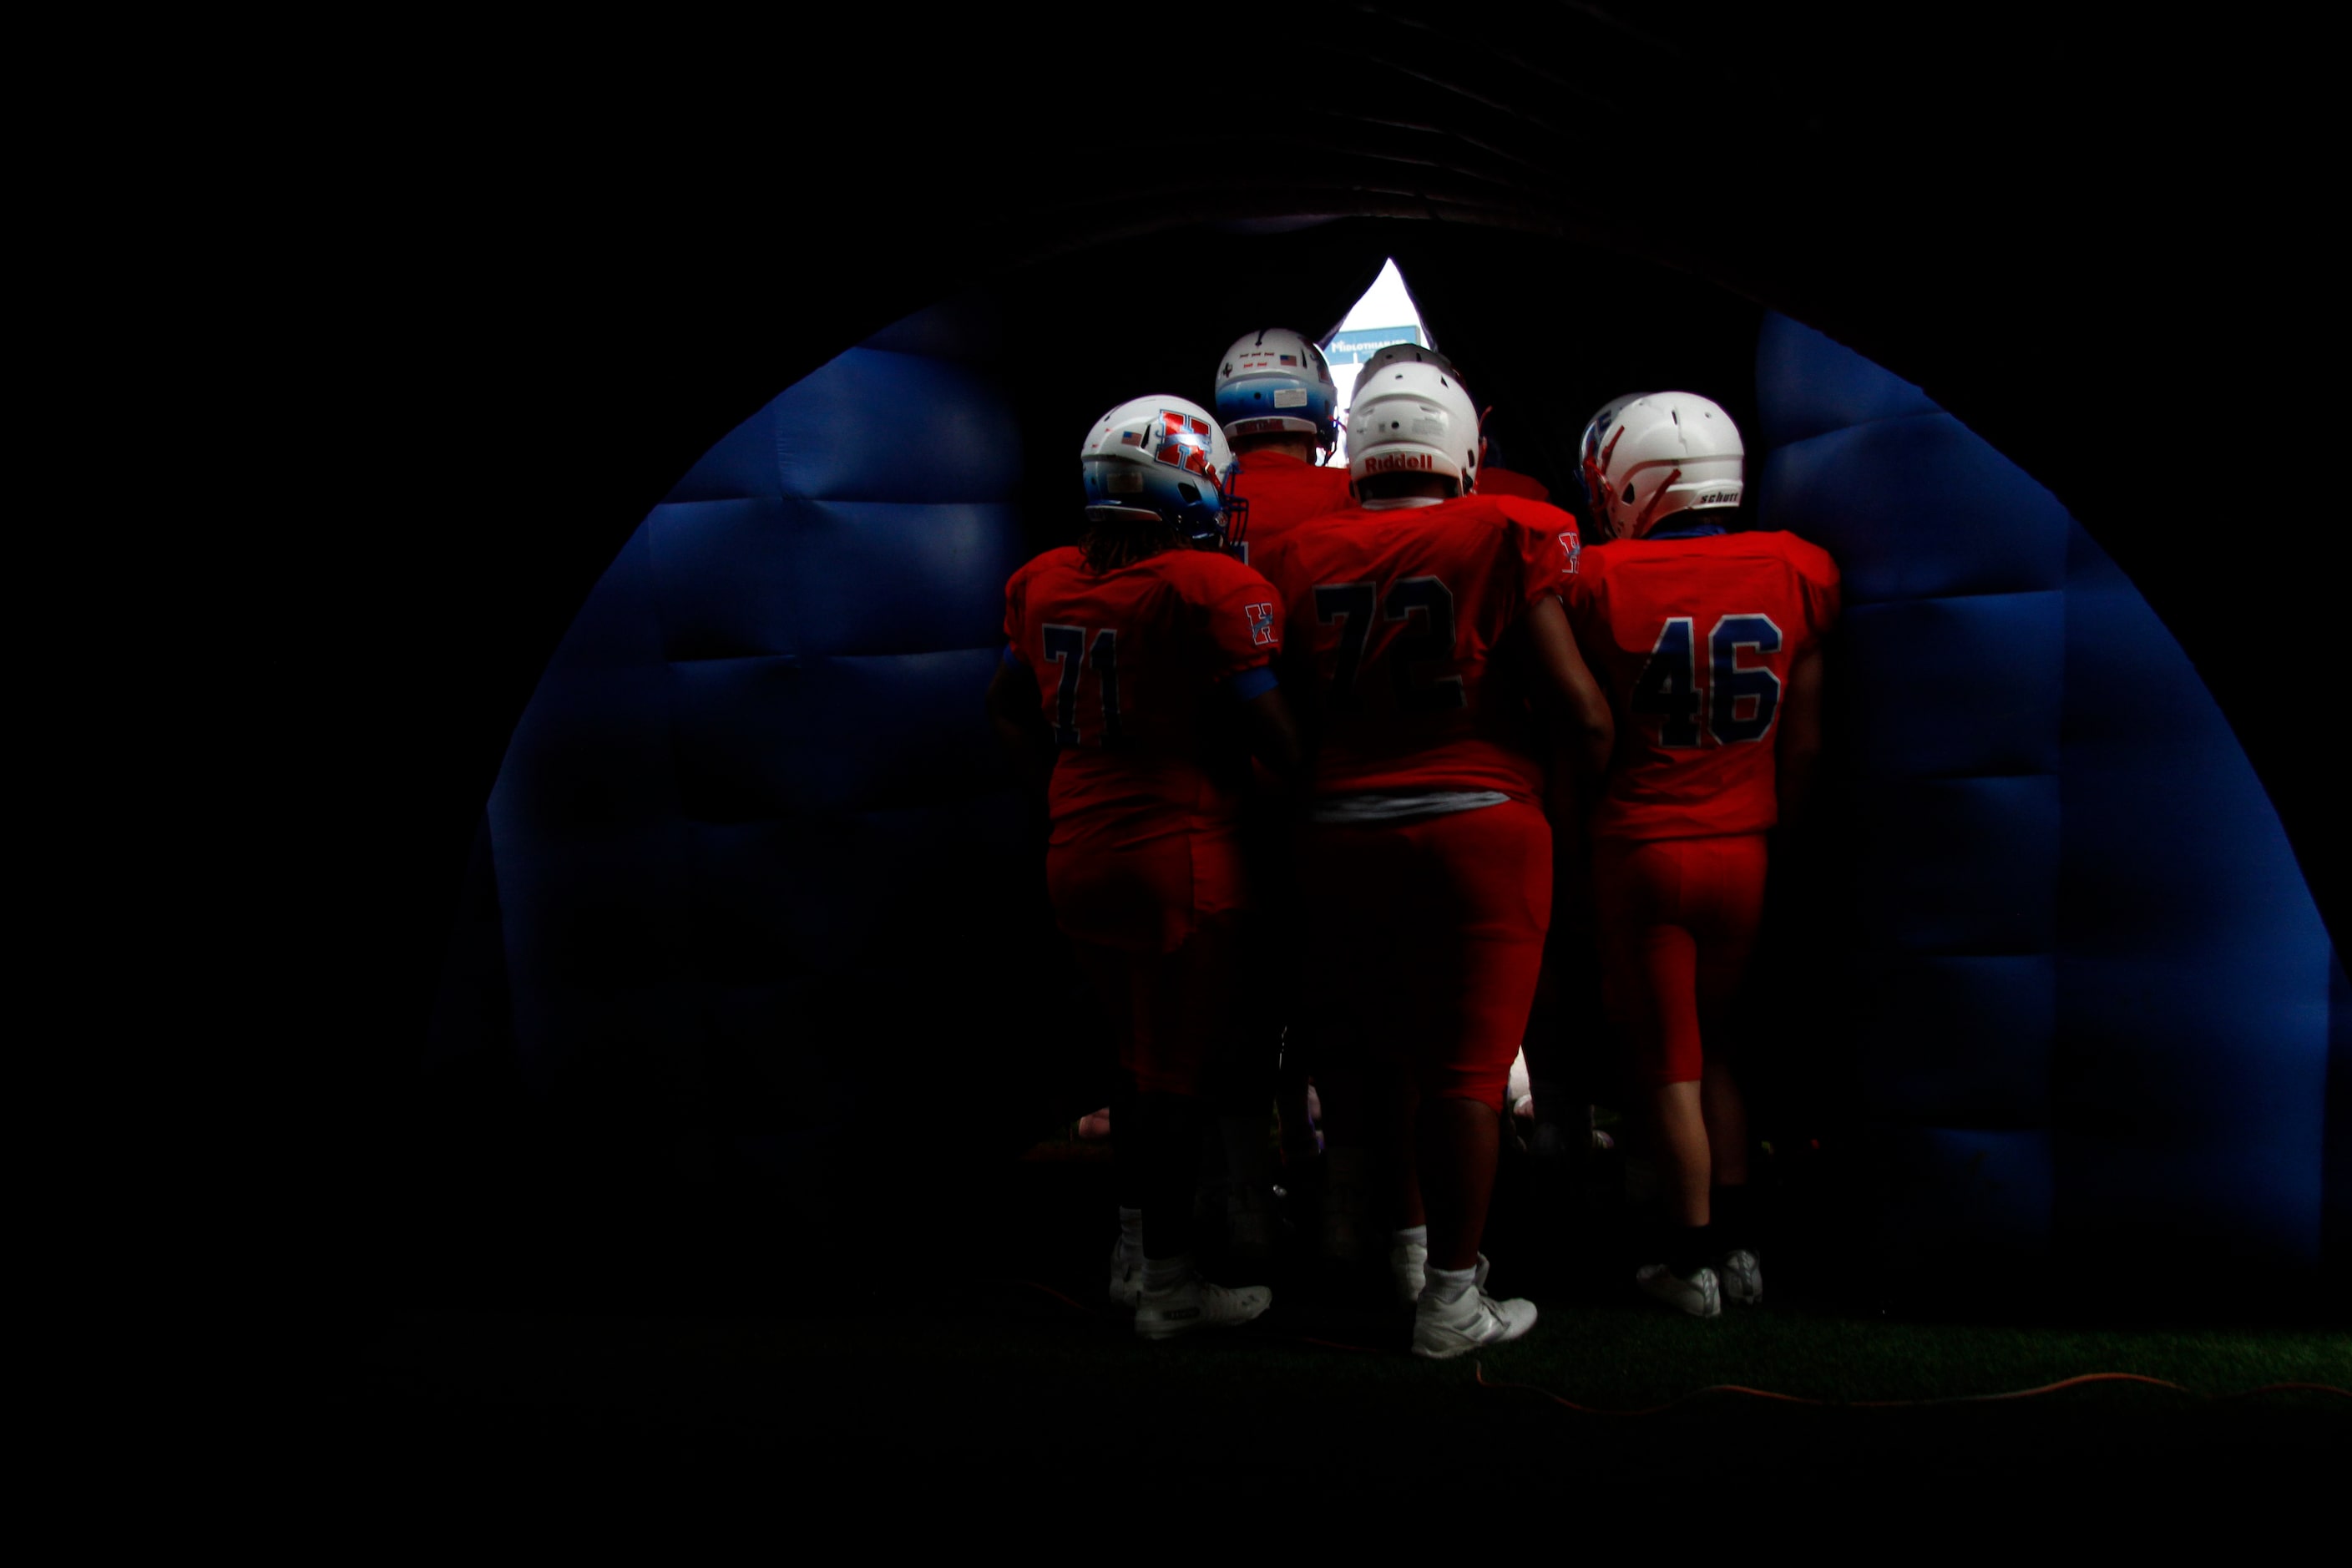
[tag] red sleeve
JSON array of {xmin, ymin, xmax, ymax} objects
[
  {"xmin": 1496, "ymin": 498, "xmax": 1585, "ymax": 608},
  {"xmin": 1788, "ymin": 539, "xmax": 1842, "ymax": 645},
  {"xmin": 1180, "ymin": 555, "xmax": 1282, "ymax": 680},
  {"xmin": 1003, "ymin": 559, "xmax": 1033, "ymax": 655}
]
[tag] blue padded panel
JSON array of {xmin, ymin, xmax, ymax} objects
[
  {"xmin": 646, "ymin": 497, "xmax": 1024, "ymax": 662},
  {"xmin": 1855, "ymin": 776, "xmax": 2058, "ymax": 955},
  {"xmin": 858, "ymin": 295, "xmax": 1004, "ymax": 363},
  {"xmin": 688, "ymin": 805, "xmax": 965, "ymax": 981},
  {"xmin": 1858, "ymin": 955, "xmax": 2053, "ymax": 1128},
  {"xmin": 1753, "ymin": 306, "xmax": 2339, "ymax": 1276},
  {"xmin": 473, "ymin": 302, "xmax": 1032, "ymax": 1181},
  {"xmin": 2056, "ymin": 519, "xmax": 2330, "ymax": 1264},
  {"xmin": 1839, "ymin": 594, "xmax": 2064, "ymax": 780},
  {"xmin": 1754, "ymin": 312, "xmax": 1943, "ymax": 451},
  {"xmin": 1869, "ymin": 1126, "xmax": 2055, "ymax": 1260},
  {"xmin": 2329, "ymin": 956, "xmax": 2349, "ymax": 1262},
  {"xmin": 664, "ymin": 348, "xmax": 1023, "ymax": 507},
  {"xmin": 669, "ymin": 649, "xmax": 1007, "ymax": 821},
  {"xmin": 1756, "ymin": 417, "xmax": 2072, "ymax": 605},
  {"xmin": 491, "ymin": 529, "xmax": 694, "ymax": 1008}
]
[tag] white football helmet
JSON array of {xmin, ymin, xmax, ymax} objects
[
  {"xmin": 1354, "ymin": 341, "xmax": 1463, "ymax": 387},
  {"xmin": 1578, "ymin": 391, "xmax": 1744, "ymax": 539},
  {"xmin": 1080, "ymin": 394, "xmax": 1239, "ymax": 549},
  {"xmin": 1347, "ymin": 353, "xmax": 1480, "ymax": 494},
  {"xmin": 1214, "ymin": 328, "xmax": 1339, "ymax": 449},
  {"xmin": 1576, "ymin": 391, "xmax": 1651, "ymax": 525}
]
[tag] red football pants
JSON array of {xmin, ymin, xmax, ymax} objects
[
  {"xmin": 1591, "ymin": 833, "xmax": 1768, "ymax": 1086},
  {"xmin": 1299, "ymin": 800, "xmax": 1553, "ymax": 1109},
  {"xmin": 1070, "ymin": 915, "xmax": 1238, "ymax": 1097},
  {"xmin": 1048, "ymin": 819, "xmax": 1246, "ymax": 955}
]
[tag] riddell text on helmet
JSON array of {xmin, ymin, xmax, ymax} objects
[{"xmin": 1364, "ymin": 453, "xmax": 1435, "ymax": 473}]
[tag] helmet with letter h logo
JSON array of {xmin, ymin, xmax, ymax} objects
[
  {"xmin": 1578, "ymin": 391, "xmax": 1744, "ymax": 541},
  {"xmin": 1081, "ymin": 394, "xmax": 1242, "ymax": 552},
  {"xmin": 1347, "ymin": 350, "xmax": 1481, "ymax": 496},
  {"xmin": 1213, "ymin": 328, "xmax": 1339, "ymax": 452}
]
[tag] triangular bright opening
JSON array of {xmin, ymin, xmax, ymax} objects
[{"xmin": 1319, "ymin": 259, "xmax": 1432, "ymax": 467}]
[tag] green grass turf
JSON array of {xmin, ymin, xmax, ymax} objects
[{"xmin": 337, "ymin": 1147, "xmax": 2347, "ymax": 1525}]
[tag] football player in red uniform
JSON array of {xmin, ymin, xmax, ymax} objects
[
  {"xmin": 1353, "ymin": 341, "xmax": 1550, "ymax": 503},
  {"xmin": 987, "ymin": 394, "xmax": 1302, "ymax": 1341},
  {"xmin": 1256, "ymin": 352, "xmax": 1615, "ymax": 1358},
  {"xmin": 1214, "ymin": 328, "xmax": 1353, "ymax": 562},
  {"xmin": 1563, "ymin": 392, "xmax": 1840, "ymax": 1318},
  {"xmin": 1210, "ymin": 330, "xmax": 1358, "ymax": 1258}
]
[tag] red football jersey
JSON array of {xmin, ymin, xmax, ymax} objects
[
  {"xmin": 1004, "ymin": 544, "xmax": 1282, "ymax": 838},
  {"xmin": 1226, "ymin": 450, "xmax": 1353, "ymax": 564},
  {"xmin": 1479, "ymin": 466, "xmax": 1550, "ymax": 503},
  {"xmin": 1255, "ymin": 494, "xmax": 1585, "ymax": 802},
  {"xmin": 1563, "ymin": 529, "xmax": 1840, "ymax": 842}
]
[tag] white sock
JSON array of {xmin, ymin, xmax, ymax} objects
[
  {"xmin": 1422, "ymin": 1263, "xmax": 1477, "ymax": 1307},
  {"xmin": 1142, "ymin": 1253, "xmax": 1193, "ymax": 1292},
  {"xmin": 1117, "ymin": 1208, "xmax": 1145, "ymax": 1268},
  {"xmin": 1390, "ymin": 1225, "xmax": 1429, "ymax": 1253}
]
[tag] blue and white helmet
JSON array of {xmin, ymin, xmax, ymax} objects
[
  {"xmin": 1213, "ymin": 328, "xmax": 1339, "ymax": 449},
  {"xmin": 1081, "ymin": 394, "xmax": 1239, "ymax": 549}
]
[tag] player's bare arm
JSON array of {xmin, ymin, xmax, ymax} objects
[
  {"xmin": 1520, "ymin": 595, "xmax": 1614, "ymax": 787},
  {"xmin": 984, "ymin": 657, "xmax": 1056, "ymax": 792},
  {"xmin": 1776, "ymin": 642, "xmax": 1825, "ymax": 832},
  {"xmin": 1235, "ymin": 684, "xmax": 1306, "ymax": 796}
]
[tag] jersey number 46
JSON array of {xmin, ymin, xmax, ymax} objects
[{"xmin": 1632, "ymin": 614, "xmax": 1782, "ymax": 747}]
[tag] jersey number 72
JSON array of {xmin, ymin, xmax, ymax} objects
[{"xmin": 1312, "ymin": 576, "xmax": 1465, "ymax": 713}]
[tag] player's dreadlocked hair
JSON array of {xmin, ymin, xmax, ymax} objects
[{"xmin": 1080, "ymin": 515, "xmax": 1187, "ymax": 573}]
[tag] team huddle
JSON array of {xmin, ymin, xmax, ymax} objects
[{"xmin": 985, "ymin": 328, "xmax": 1839, "ymax": 1358}]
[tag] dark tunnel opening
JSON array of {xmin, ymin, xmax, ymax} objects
[{"xmin": 404, "ymin": 214, "xmax": 2343, "ymax": 1316}]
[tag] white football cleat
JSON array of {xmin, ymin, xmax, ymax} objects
[
  {"xmin": 1134, "ymin": 1272, "xmax": 1273, "ymax": 1341},
  {"xmin": 1718, "ymin": 1250, "xmax": 1763, "ymax": 1307},
  {"xmin": 1108, "ymin": 1242, "xmax": 1142, "ymax": 1309},
  {"xmin": 1635, "ymin": 1262, "xmax": 1722, "ymax": 1319},
  {"xmin": 1411, "ymin": 1285, "xmax": 1537, "ymax": 1359},
  {"xmin": 1390, "ymin": 1245, "xmax": 1490, "ymax": 1306}
]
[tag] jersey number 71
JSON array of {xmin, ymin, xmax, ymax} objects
[{"xmin": 1042, "ymin": 623, "xmax": 1124, "ymax": 746}]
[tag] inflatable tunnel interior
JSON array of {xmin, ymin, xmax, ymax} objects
[{"xmin": 427, "ymin": 220, "xmax": 2346, "ymax": 1286}]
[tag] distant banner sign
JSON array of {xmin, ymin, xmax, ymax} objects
[{"xmin": 1325, "ymin": 325, "xmax": 1424, "ymax": 365}]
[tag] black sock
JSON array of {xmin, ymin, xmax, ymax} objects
[
  {"xmin": 1712, "ymin": 1185, "xmax": 1757, "ymax": 1256},
  {"xmin": 1667, "ymin": 1222, "xmax": 1714, "ymax": 1279},
  {"xmin": 1137, "ymin": 1092, "xmax": 1206, "ymax": 1261}
]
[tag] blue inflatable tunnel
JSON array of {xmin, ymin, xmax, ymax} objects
[
  {"xmin": 434, "ymin": 300, "xmax": 1100, "ymax": 1237},
  {"xmin": 429, "ymin": 287, "xmax": 2345, "ymax": 1286},
  {"xmin": 1754, "ymin": 313, "xmax": 2344, "ymax": 1273}
]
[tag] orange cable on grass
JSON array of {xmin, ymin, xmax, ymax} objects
[
  {"xmin": 1474, "ymin": 1361, "xmax": 2350, "ymax": 1414},
  {"xmin": 1013, "ymin": 1282, "xmax": 2352, "ymax": 1400}
]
